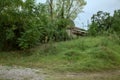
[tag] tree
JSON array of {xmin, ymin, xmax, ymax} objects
[
  {"xmin": 111, "ymin": 10, "xmax": 120, "ymax": 34},
  {"xmin": 0, "ymin": 0, "xmax": 86, "ymax": 50},
  {"xmin": 0, "ymin": 0, "xmax": 48, "ymax": 50},
  {"xmin": 0, "ymin": 0, "xmax": 24, "ymax": 50},
  {"xmin": 91, "ymin": 11, "xmax": 112, "ymax": 31},
  {"xmin": 88, "ymin": 10, "xmax": 120, "ymax": 36},
  {"xmin": 46, "ymin": 0, "xmax": 86, "ymax": 20},
  {"xmin": 88, "ymin": 11, "xmax": 112, "ymax": 35},
  {"xmin": 46, "ymin": 0, "xmax": 86, "ymax": 40}
]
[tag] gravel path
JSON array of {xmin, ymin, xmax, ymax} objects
[
  {"xmin": 0, "ymin": 66, "xmax": 46, "ymax": 80},
  {"xmin": 0, "ymin": 65, "xmax": 120, "ymax": 80}
]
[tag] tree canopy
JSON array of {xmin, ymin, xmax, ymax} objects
[
  {"xmin": 46, "ymin": 0, "xmax": 86, "ymax": 20},
  {"xmin": 0, "ymin": 0, "xmax": 86, "ymax": 50},
  {"xmin": 88, "ymin": 10, "xmax": 120, "ymax": 36}
]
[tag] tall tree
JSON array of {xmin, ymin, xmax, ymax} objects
[
  {"xmin": 46, "ymin": 0, "xmax": 86, "ymax": 20},
  {"xmin": 88, "ymin": 10, "xmax": 120, "ymax": 36}
]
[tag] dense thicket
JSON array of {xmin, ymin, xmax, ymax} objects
[
  {"xmin": 0, "ymin": 0, "xmax": 44, "ymax": 50},
  {"xmin": 0, "ymin": 0, "xmax": 86, "ymax": 50},
  {"xmin": 88, "ymin": 10, "xmax": 120, "ymax": 36}
]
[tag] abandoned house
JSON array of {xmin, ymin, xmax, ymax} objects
[{"xmin": 66, "ymin": 27, "xmax": 87, "ymax": 38}]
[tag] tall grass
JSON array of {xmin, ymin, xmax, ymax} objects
[{"xmin": 0, "ymin": 36, "xmax": 120, "ymax": 72}]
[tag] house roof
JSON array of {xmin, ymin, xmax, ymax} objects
[
  {"xmin": 67, "ymin": 27, "xmax": 86, "ymax": 31},
  {"xmin": 67, "ymin": 27, "xmax": 87, "ymax": 36}
]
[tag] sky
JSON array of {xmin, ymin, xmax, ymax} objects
[
  {"xmin": 74, "ymin": 0, "xmax": 120, "ymax": 29},
  {"xmin": 36, "ymin": 0, "xmax": 120, "ymax": 29},
  {"xmin": 36, "ymin": 0, "xmax": 46, "ymax": 3}
]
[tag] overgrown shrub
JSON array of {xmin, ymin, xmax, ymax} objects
[{"xmin": 0, "ymin": 1, "xmax": 47, "ymax": 50}]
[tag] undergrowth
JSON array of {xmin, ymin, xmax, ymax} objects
[{"xmin": 0, "ymin": 36, "xmax": 120, "ymax": 72}]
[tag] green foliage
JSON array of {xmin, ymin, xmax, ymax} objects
[
  {"xmin": 88, "ymin": 22, "xmax": 100, "ymax": 36},
  {"xmin": 89, "ymin": 10, "xmax": 120, "ymax": 36},
  {"xmin": 18, "ymin": 25, "xmax": 40, "ymax": 49},
  {"xmin": 88, "ymin": 11, "xmax": 112, "ymax": 35},
  {"xmin": 0, "ymin": 0, "xmax": 85, "ymax": 50},
  {"xmin": 0, "ymin": 36, "xmax": 120, "ymax": 72},
  {"xmin": 0, "ymin": 1, "xmax": 38, "ymax": 50},
  {"xmin": 111, "ymin": 10, "xmax": 120, "ymax": 35},
  {"xmin": 0, "ymin": 0, "xmax": 46, "ymax": 50},
  {"xmin": 63, "ymin": 50, "xmax": 80, "ymax": 61}
]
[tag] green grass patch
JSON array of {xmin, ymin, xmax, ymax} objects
[{"xmin": 0, "ymin": 36, "xmax": 120, "ymax": 72}]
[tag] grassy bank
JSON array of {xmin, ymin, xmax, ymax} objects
[{"xmin": 0, "ymin": 36, "xmax": 120, "ymax": 72}]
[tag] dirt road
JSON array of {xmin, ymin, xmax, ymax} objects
[
  {"xmin": 0, "ymin": 65, "xmax": 46, "ymax": 80},
  {"xmin": 0, "ymin": 65, "xmax": 120, "ymax": 80}
]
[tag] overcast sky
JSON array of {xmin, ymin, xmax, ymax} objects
[{"xmin": 36, "ymin": 0, "xmax": 120, "ymax": 29}]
